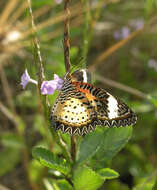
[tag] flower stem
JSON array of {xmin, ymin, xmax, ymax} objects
[
  {"xmin": 71, "ymin": 136, "xmax": 76, "ymax": 162},
  {"xmin": 63, "ymin": 0, "xmax": 71, "ymax": 73},
  {"xmin": 29, "ymin": 78, "xmax": 38, "ymax": 85}
]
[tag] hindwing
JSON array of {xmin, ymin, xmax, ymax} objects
[
  {"xmin": 50, "ymin": 71, "xmax": 137, "ymax": 135},
  {"xmin": 77, "ymin": 82, "xmax": 137, "ymax": 128}
]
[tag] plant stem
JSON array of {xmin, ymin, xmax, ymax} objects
[
  {"xmin": 71, "ymin": 136, "xmax": 76, "ymax": 162},
  {"xmin": 63, "ymin": 0, "xmax": 77, "ymax": 162},
  {"xmin": 81, "ymin": 0, "xmax": 103, "ymax": 68},
  {"xmin": 64, "ymin": 0, "xmax": 71, "ymax": 73},
  {"xmin": 27, "ymin": 0, "xmax": 45, "ymax": 83},
  {"xmin": 94, "ymin": 74, "xmax": 147, "ymax": 99},
  {"xmin": 81, "ymin": 0, "xmax": 90, "ymax": 67}
]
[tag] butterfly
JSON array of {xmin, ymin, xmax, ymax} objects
[{"xmin": 50, "ymin": 69, "xmax": 137, "ymax": 135}]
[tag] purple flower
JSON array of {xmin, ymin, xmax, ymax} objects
[
  {"xmin": 130, "ymin": 19, "xmax": 144, "ymax": 30},
  {"xmin": 56, "ymin": 0, "xmax": 62, "ymax": 4},
  {"xmin": 113, "ymin": 27, "xmax": 130, "ymax": 40},
  {"xmin": 41, "ymin": 74, "xmax": 63, "ymax": 95},
  {"xmin": 54, "ymin": 74, "xmax": 63, "ymax": 90},
  {"xmin": 41, "ymin": 80, "xmax": 57, "ymax": 95},
  {"xmin": 21, "ymin": 69, "xmax": 63, "ymax": 94},
  {"xmin": 148, "ymin": 59, "xmax": 157, "ymax": 71},
  {"xmin": 20, "ymin": 69, "xmax": 37, "ymax": 89},
  {"xmin": 121, "ymin": 27, "xmax": 130, "ymax": 39},
  {"xmin": 113, "ymin": 30, "xmax": 121, "ymax": 40}
]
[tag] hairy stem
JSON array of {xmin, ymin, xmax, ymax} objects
[
  {"xmin": 71, "ymin": 136, "xmax": 76, "ymax": 162},
  {"xmin": 63, "ymin": 0, "xmax": 77, "ymax": 162},
  {"xmin": 64, "ymin": 0, "xmax": 71, "ymax": 73}
]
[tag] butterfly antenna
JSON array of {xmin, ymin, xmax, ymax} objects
[{"xmin": 70, "ymin": 56, "xmax": 87, "ymax": 73}]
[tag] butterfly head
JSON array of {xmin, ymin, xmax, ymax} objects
[{"xmin": 64, "ymin": 69, "xmax": 91, "ymax": 83}]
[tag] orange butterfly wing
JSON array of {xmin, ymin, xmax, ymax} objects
[{"xmin": 50, "ymin": 77, "xmax": 137, "ymax": 135}]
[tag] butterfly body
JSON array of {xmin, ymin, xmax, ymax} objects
[{"xmin": 50, "ymin": 70, "xmax": 137, "ymax": 135}]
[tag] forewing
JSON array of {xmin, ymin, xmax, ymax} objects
[{"xmin": 78, "ymin": 83, "xmax": 137, "ymax": 127}]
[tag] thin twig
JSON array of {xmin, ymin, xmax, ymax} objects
[
  {"xmin": 71, "ymin": 136, "xmax": 76, "ymax": 162},
  {"xmin": 64, "ymin": 0, "xmax": 71, "ymax": 73},
  {"xmin": 94, "ymin": 74, "xmax": 148, "ymax": 99},
  {"xmin": 63, "ymin": 0, "xmax": 76, "ymax": 162},
  {"xmin": 41, "ymin": 15, "xmax": 82, "ymax": 42},
  {"xmin": 18, "ymin": 4, "xmax": 53, "ymax": 32},
  {"xmin": 0, "ymin": 66, "xmax": 15, "ymax": 112},
  {"xmin": 21, "ymin": 1, "xmax": 108, "ymax": 45},
  {"xmin": 27, "ymin": 0, "xmax": 45, "ymax": 82},
  {"xmin": 89, "ymin": 14, "xmax": 157, "ymax": 71},
  {"xmin": 0, "ymin": 0, "xmax": 19, "ymax": 28},
  {"xmin": 57, "ymin": 133, "xmax": 72, "ymax": 163},
  {"xmin": 0, "ymin": 101, "xmax": 19, "ymax": 128},
  {"xmin": 89, "ymin": 28, "xmax": 144, "ymax": 71},
  {"xmin": 81, "ymin": 0, "xmax": 103, "ymax": 66}
]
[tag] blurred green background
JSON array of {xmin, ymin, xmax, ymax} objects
[{"xmin": 0, "ymin": 0, "xmax": 157, "ymax": 190}]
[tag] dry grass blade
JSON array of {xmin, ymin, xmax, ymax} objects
[
  {"xmin": 0, "ymin": 66, "xmax": 15, "ymax": 112},
  {"xmin": 21, "ymin": 2, "xmax": 81, "ymax": 39},
  {"xmin": 94, "ymin": 74, "xmax": 147, "ymax": 99},
  {"xmin": 18, "ymin": 4, "xmax": 53, "ymax": 29},
  {"xmin": 41, "ymin": 15, "xmax": 82, "ymax": 42},
  {"xmin": 21, "ymin": 0, "xmax": 108, "ymax": 40},
  {"xmin": 89, "ymin": 13, "xmax": 157, "ymax": 71},
  {"xmin": 89, "ymin": 28, "xmax": 144, "ymax": 71},
  {"xmin": 0, "ymin": 0, "xmax": 19, "ymax": 27},
  {"xmin": 8, "ymin": 1, "xmax": 28, "ymax": 24},
  {"xmin": 0, "ymin": 101, "xmax": 18, "ymax": 126}
]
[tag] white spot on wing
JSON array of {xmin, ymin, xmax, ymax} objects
[
  {"xmin": 107, "ymin": 94, "xmax": 119, "ymax": 119},
  {"xmin": 80, "ymin": 69, "xmax": 88, "ymax": 82}
]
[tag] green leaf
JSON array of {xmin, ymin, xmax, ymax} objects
[
  {"xmin": 0, "ymin": 148, "xmax": 20, "ymax": 177},
  {"xmin": 145, "ymin": 0, "xmax": 155, "ymax": 15},
  {"xmin": 73, "ymin": 166, "xmax": 104, "ymax": 190},
  {"xmin": 0, "ymin": 132, "xmax": 24, "ymax": 149},
  {"xmin": 153, "ymin": 180, "xmax": 157, "ymax": 190},
  {"xmin": 29, "ymin": 160, "xmax": 44, "ymax": 182},
  {"xmin": 95, "ymin": 127, "xmax": 132, "ymax": 161},
  {"xmin": 77, "ymin": 127, "xmax": 132, "ymax": 166},
  {"xmin": 97, "ymin": 168, "xmax": 119, "ymax": 180},
  {"xmin": 76, "ymin": 128, "xmax": 106, "ymax": 165},
  {"xmin": 133, "ymin": 176, "xmax": 156, "ymax": 190},
  {"xmin": 43, "ymin": 179, "xmax": 73, "ymax": 190},
  {"xmin": 55, "ymin": 179, "xmax": 73, "ymax": 190},
  {"xmin": 32, "ymin": 147, "xmax": 70, "ymax": 175},
  {"xmin": 105, "ymin": 180, "xmax": 130, "ymax": 190}
]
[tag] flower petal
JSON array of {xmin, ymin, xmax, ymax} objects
[
  {"xmin": 21, "ymin": 69, "xmax": 31, "ymax": 89},
  {"xmin": 121, "ymin": 27, "xmax": 130, "ymax": 39},
  {"xmin": 53, "ymin": 74, "xmax": 63, "ymax": 90},
  {"xmin": 41, "ymin": 80, "xmax": 58, "ymax": 95},
  {"xmin": 56, "ymin": 0, "xmax": 62, "ymax": 4},
  {"xmin": 113, "ymin": 30, "xmax": 121, "ymax": 40},
  {"xmin": 20, "ymin": 69, "xmax": 38, "ymax": 89}
]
